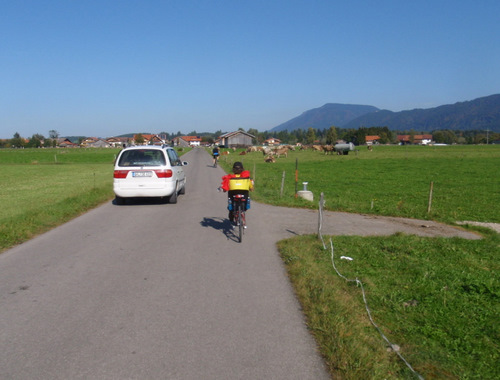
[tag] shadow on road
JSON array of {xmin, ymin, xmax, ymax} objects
[
  {"xmin": 111, "ymin": 197, "xmax": 169, "ymax": 206},
  {"xmin": 200, "ymin": 217, "xmax": 239, "ymax": 242}
]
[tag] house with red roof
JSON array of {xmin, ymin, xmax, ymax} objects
[
  {"xmin": 397, "ymin": 134, "xmax": 433, "ymax": 145},
  {"xmin": 365, "ymin": 135, "xmax": 380, "ymax": 145},
  {"xmin": 173, "ymin": 136, "xmax": 202, "ymax": 147}
]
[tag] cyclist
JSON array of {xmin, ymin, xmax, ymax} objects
[
  {"xmin": 221, "ymin": 162, "xmax": 254, "ymax": 226},
  {"xmin": 212, "ymin": 146, "xmax": 220, "ymax": 167}
]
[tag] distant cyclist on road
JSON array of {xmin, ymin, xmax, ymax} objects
[
  {"xmin": 220, "ymin": 162, "xmax": 254, "ymax": 225},
  {"xmin": 212, "ymin": 146, "xmax": 220, "ymax": 167}
]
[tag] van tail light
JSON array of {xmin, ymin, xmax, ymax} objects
[
  {"xmin": 155, "ymin": 169, "xmax": 173, "ymax": 178},
  {"xmin": 114, "ymin": 170, "xmax": 129, "ymax": 178}
]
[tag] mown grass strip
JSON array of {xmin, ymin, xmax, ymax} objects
[
  {"xmin": 278, "ymin": 232, "xmax": 500, "ymax": 379},
  {"xmin": 0, "ymin": 186, "xmax": 113, "ymax": 251},
  {"xmin": 0, "ymin": 148, "xmax": 119, "ymax": 252}
]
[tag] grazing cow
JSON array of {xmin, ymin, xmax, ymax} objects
[
  {"xmin": 312, "ymin": 145, "xmax": 323, "ymax": 151},
  {"xmin": 221, "ymin": 151, "xmax": 230, "ymax": 156},
  {"xmin": 264, "ymin": 155, "xmax": 276, "ymax": 163},
  {"xmin": 239, "ymin": 151, "xmax": 246, "ymax": 155},
  {"xmin": 274, "ymin": 147, "xmax": 288, "ymax": 158},
  {"xmin": 323, "ymin": 145, "xmax": 335, "ymax": 155}
]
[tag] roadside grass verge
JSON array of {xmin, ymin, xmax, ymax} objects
[
  {"xmin": 279, "ymin": 232, "xmax": 500, "ymax": 379},
  {"xmin": 0, "ymin": 148, "xmax": 119, "ymax": 252}
]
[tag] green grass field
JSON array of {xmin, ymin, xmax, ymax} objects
[
  {"xmin": 0, "ymin": 148, "xmax": 120, "ymax": 250},
  {"xmin": 2, "ymin": 145, "xmax": 499, "ymax": 379},
  {"xmin": 279, "ymin": 232, "xmax": 499, "ymax": 379},
  {"xmin": 219, "ymin": 144, "xmax": 500, "ymax": 223},
  {"xmin": 219, "ymin": 144, "xmax": 500, "ymax": 379}
]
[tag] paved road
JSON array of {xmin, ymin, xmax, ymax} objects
[
  {"xmin": 0, "ymin": 148, "xmax": 479, "ymax": 380},
  {"xmin": 0, "ymin": 148, "xmax": 330, "ymax": 380}
]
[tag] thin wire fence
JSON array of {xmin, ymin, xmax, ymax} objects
[{"xmin": 317, "ymin": 192, "xmax": 424, "ymax": 380}]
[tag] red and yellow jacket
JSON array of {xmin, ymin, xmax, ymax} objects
[{"xmin": 221, "ymin": 170, "xmax": 254, "ymax": 192}]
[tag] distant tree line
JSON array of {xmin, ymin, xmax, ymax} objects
[
  {"xmin": 2, "ymin": 127, "xmax": 498, "ymax": 148},
  {"xmin": 2, "ymin": 130, "xmax": 60, "ymax": 148},
  {"xmin": 223, "ymin": 126, "xmax": 500, "ymax": 146}
]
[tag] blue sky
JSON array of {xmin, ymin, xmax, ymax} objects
[{"xmin": 1, "ymin": 0, "xmax": 499, "ymax": 139}]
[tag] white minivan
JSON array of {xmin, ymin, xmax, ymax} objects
[{"xmin": 113, "ymin": 145, "xmax": 187, "ymax": 205}]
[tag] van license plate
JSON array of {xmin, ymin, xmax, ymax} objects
[{"xmin": 132, "ymin": 171, "xmax": 153, "ymax": 177}]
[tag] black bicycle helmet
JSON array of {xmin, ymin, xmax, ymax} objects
[{"xmin": 232, "ymin": 161, "xmax": 244, "ymax": 174}]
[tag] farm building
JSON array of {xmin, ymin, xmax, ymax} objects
[
  {"xmin": 264, "ymin": 137, "xmax": 281, "ymax": 146},
  {"xmin": 133, "ymin": 134, "xmax": 166, "ymax": 146},
  {"xmin": 173, "ymin": 136, "xmax": 202, "ymax": 147},
  {"xmin": 106, "ymin": 137, "xmax": 131, "ymax": 148},
  {"xmin": 397, "ymin": 134, "xmax": 433, "ymax": 145},
  {"xmin": 57, "ymin": 138, "xmax": 78, "ymax": 148},
  {"xmin": 218, "ymin": 131, "xmax": 255, "ymax": 147},
  {"xmin": 81, "ymin": 137, "xmax": 111, "ymax": 148},
  {"xmin": 365, "ymin": 135, "xmax": 380, "ymax": 145}
]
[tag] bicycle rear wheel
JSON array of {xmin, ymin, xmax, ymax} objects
[{"xmin": 237, "ymin": 204, "xmax": 243, "ymax": 243}]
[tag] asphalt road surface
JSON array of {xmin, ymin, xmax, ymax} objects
[{"xmin": 0, "ymin": 148, "xmax": 479, "ymax": 379}]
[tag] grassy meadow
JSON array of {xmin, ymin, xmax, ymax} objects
[
  {"xmin": 0, "ymin": 148, "xmax": 120, "ymax": 251},
  {"xmin": 219, "ymin": 144, "xmax": 500, "ymax": 224},
  {"xmin": 218, "ymin": 144, "xmax": 499, "ymax": 379},
  {"xmin": 2, "ymin": 145, "xmax": 499, "ymax": 379}
]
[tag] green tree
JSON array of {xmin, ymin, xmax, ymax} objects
[
  {"xmin": 135, "ymin": 133, "xmax": 145, "ymax": 145},
  {"xmin": 247, "ymin": 128, "xmax": 260, "ymax": 145},
  {"xmin": 378, "ymin": 131, "xmax": 390, "ymax": 144},
  {"xmin": 27, "ymin": 134, "xmax": 44, "ymax": 148},
  {"xmin": 325, "ymin": 126, "xmax": 338, "ymax": 145},
  {"xmin": 49, "ymin": 130, "xmax": 59, "ymax": 139},
  {"xmin": 10, "ymin": 132, "xmax": 25, "ymax": 148},
  {"xmin": 306, "ymin": 127, "xmax": 316, "ymax": 144},
  {"xmin": 409, "ymin": 129, "xmax": 416, "ymax": 144},
  {"xmin": 433, "ymin": 130, "xmax": 457, "ymax": 144}
]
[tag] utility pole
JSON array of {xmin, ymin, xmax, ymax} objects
[{"xmin": 486, "ymin": 129, "xmax": 490, "ymax": 144}]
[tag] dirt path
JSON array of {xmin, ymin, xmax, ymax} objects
[{"xmin": 252, "ymin": 203, "xmax": 482, "ymax": 240}]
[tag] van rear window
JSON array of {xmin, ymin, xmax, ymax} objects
[{"xmin": 118, "ymin": 150, "xmax": 166, "ymax": 167}]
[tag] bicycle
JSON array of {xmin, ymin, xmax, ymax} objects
[
  {"xmin": 213, "ymin": 154, "xmax": 219, "ymax": 168},
  {"xmin": 232, "ymin": 194, "xmax": 247, "ymax": 243}
]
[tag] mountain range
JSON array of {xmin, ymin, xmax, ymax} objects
[{"xmin": 270, "ymin": 94, "xmax": 500, "ymax": 132}]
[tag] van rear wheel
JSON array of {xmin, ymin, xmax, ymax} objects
[{"xmin": 168, "ymin": 183, "xmax": 178, "ymax": 204}]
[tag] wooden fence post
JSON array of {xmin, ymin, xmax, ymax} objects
[
  {"xmin": 427, "ymin": 181, "xmax": 434, "ymax": 213},
  {"xmin": 280, "ymin": 171, "xmax": 286, "ymax": 197}
]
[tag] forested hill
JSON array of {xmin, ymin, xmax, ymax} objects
[
  {"xmin": 343, "ymin": 94, "xmax": 500, "ymax": 132},
  {"xmin": 270, "ymin": 103, "xmax": 379, "ymax": 132},
  {"xmin": 271, "ymin": 94, "xmax": 500, "ymax": 132}
]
